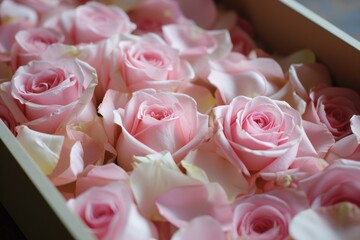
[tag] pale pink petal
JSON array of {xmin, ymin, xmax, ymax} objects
[
  {"xmin": 129, "ymin": 152, "xmax": 201, "ymax": 221},
  {"xmin": 98, "ymin": 89, "xmax": 130, "ymax": 146},
  {"xmin": 288, "ymin": 63, "xmax": 332, "ymax": 102},
  {"xmin": 182, "ymin": 141, "xmax": 249, "ymax": 200},
  {"xmin": 171, "ymin": 216, "xmax": 226, "ymax": 240},
  {"xmin": 302, "ymin": 120, "xmax": 334, "ymax": 158},
  {"xmin": 209, "ymin": 70, "xmax": 271, "ymax": 102},
  {"xmin": 156, "ymin": 182, "xmax": 233, "ymax": 230},
  {"xmin": 75, "ymin": 163, "xmax": 129, "ymax": 196},
  {"xmin": 177, "ymin": 82, "xmax": 215, "ymax": 114},
  {"xmin": 49, "ymin": 140, "xmax": 84, "ymax": 186}
]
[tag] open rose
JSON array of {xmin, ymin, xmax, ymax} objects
[
  {"xmin": 0, "ymin": 58, "xmax": 98, "ymax": 133},
  {"xmin": 303, "ymin": 85, "xmax": 360, "ymax": 141},
  {"xmin": 11, "ymin": 27, "xmax": 65, "ymax": 70},
  {"xmin": 99, "ymin": 88, "xmax": 210, "ymax": 170},
  {"xmin": 325, "ymin": 115, "xmax": 360, "ymax": 163},
  {"xmin": 110, "ymin": 33, "xmax": 194, "ymax": 92},
  {"xmin": 213, "ymin": 95, "xmax": 305, "ymax": 175},
  {"xmin": 67, "ymin": 182, "xmax": 158, "ymax": 240},
  {"xmin": 298, "ymin": 159, "xmax": 360, "ymax": 208},
  {"xmin": 43, "ymin": 1, "xmax": 135, "ymax": 44},
  {"xmin": 231, "ymin": 189, "xmax": 309, "ymax": 240},
  {"xmin": 291, "ymin": 159, "xmax": 360, "ymax": 240}
]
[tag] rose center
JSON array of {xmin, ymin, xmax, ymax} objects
[
  {"xmin": 29, "ymin": 68, "xmax": 66, "ymax": 93},
  {"xmin": 245, "ymin": 112, "xmax": 275, "ymax": 131},
  {"xmin": 141, "ymin": 52, "xmax": 164, "ymax": 67},
  {"xmin": 84, "ymin": 202, "xmax": 117, "ymax": 228},
  {"xmin": 252, "ymin": 218, "xmax": 275, "ymax": 234},
  {"xmin": 147, "ymin": 108, "xmax": 173, "ymax": 120}
]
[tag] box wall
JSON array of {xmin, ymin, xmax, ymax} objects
[{"xmin": 222, "ymin": 0, "xmax": 360, "ymax": 91}]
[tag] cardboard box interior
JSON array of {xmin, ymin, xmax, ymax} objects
[{"xmin": 0, "ymin": 0, "xmax": 359, "ymax": 239}]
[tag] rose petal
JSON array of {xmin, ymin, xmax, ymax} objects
[
  {"xmin": 16, "ymin": 125, "xmax": 63, "ymax": 175},
  {"xmin": 290, "ymin": 202, "xmax": 360, "ymax": 240},
  {"xmin": 171, "ymin": 216, "xmax": 226, "ymax": 240},
  {"xmin": 129, "ymin": 152, "xmax": 200, "ymax": 221},
  {"xmin": 156, "ymin": 182, "xmax": 233, "ymax": 230}
]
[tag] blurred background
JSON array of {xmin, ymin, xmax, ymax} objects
[{"xmin": 297, "ymin": 0, "xmax": 360, "ymax": 40}]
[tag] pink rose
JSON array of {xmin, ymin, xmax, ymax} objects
[
  {"xmin": 128, "ymin": 0, "xmax": 189, "ymax": 35},
  {"xmin": 213, "ymin": 96, "xmax": 305, "ymax": 175},
  {"xmin": 0, "ymin": 58, "xmax": 98, "ymax": 133},
  {"xmin": 231, "ymin": 189, "xmax": 309, "ymax": 240},
  {"xmin": 0, "ymin": 22, "xmax": 33, "ymax": 63},
  {"xmin": 324, "ymin": 115, "xmax": 360, "ymax": 163},
  {"xmin": 110, "ymin": 33, "xmax": 194, "ymax": 92},
  {"xmin": 67, "ymin": 182, "xmax": 158, "ymax": 240},
  {"xmin": 44, "ymin": 1, "xmax": 135, "ymax": 44},
  {"xmin": 298, "ymin": 159, "xmax": 360, "ymax": 208},
  {"xmin": 11, "ymin": 27, "xmax": 64, "ymax": 70},
  {"xmin": 303, "ymin": 85, "xmax": 360, "ymax": 141},
  {"xmin": 100, "ymin": 88, "xmax": 210, "ymax": 170}
]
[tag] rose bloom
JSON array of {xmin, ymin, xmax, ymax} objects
[
  {"xmin": 324, "ymin": 115, "xmax": 360, "ymax": 163},
  {"xmin": 110, "ymin": 33, "xmax": 194, "ymax": 92},
  {"xmin": 100, "ymin": 88, "xmax": 210, "ymax": 170},
  {"xmin": 231, "ymin": 189, "xmax": 309, "ymax": 240},
  {"xmin": 0, "ymin": 58, "xmax": 98, "ymax": 133},
  {"xmin": 67, "ymin": 182, "xmax": 158, "ymax": 240},
  {"xmin": 43, "ymin": 1, "xmax": 135, "ymax": 44},
  {"xmin": 213, "ymin": 95, "xmax": 305, "ymax": 176},
  {"xmin": 0, "ymin": 0, "xmax": 36, "ymax": 63},
  {"xmin": 11, "ymin": 27, "xmax": 65, "ymax": 70},
  {"xmin": 298, "ymin": 159, "xmax": 360, "ymax": 208},
  {"xmin": 303, "ymin": 85, "xmax": 360, "ymax": 141}
]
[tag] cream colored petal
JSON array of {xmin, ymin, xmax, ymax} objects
[{"xmin": 16, "ymin": 125, "xmax": 64, "ymax": 175}]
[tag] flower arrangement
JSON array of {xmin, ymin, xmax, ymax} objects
[{"xmin": 1, "ymin": 0, "xmax": 360, "ymax": 239}]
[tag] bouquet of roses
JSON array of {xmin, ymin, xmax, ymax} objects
[{"xmin": 1, "ymin": 0, "xmax": 360, "ymax": 239}]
